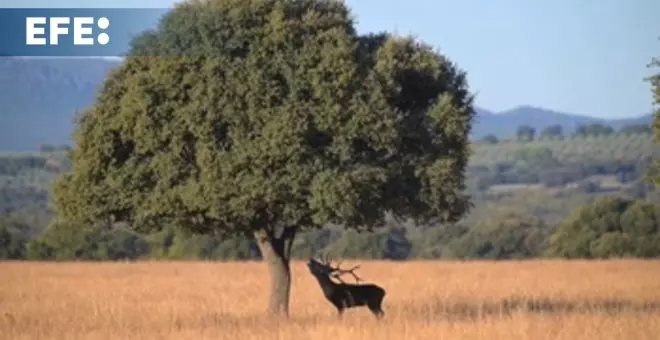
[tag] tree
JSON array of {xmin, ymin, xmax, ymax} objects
[
  {"xmin": 539, "ymin": 124, "xmax": 563, "ymax": 140},
  {"xmin": 592, "ymin": 123, "xmax": 614, "ymax": 136},
  {"xmin": 573, "ymin": 124, "xmax": 588, "ymax": 137},
  {"xmin": 0, "ymin": 222, "xmax": 27, "ymax": 259},
  {"xmin": 513, "ymin": 147, "xmax": 559, "ymax": 172},
  {"xmin": 573, "ymin": 123, "xmax": 614, "ymax": 138},
  {"xmin": 51, "ymin": 0, "xmax": 475, "ymax": 317},
  {"xmin": 648, "ymin": 42, "xmax": 660, "ymax": 186},
  {"xmin": 516, "ymin": 125, "xmax": 535, "ymax": 142}
]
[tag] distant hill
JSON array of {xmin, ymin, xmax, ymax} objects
[
  {"xmin": 472, "ymin": 106, "xmax": 653, "ymax": 140},
  {"xmin": 0, "ymin": 58, "xmax": 654, "ymax": 151},
  {"xmin": 0, "ymin": 57, "xmax": 120, "ymax": 151}
]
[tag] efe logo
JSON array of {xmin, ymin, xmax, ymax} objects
[{"xmin": 25, "ymin": 16, "xmax": 110, "ymax": 45}]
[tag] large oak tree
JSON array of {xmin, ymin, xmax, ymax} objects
[{"xmin": 52, "ymin": 0, "xmax": 475, "ymax": 317}]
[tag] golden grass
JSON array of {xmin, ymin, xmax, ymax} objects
[{"xmin": 1, "ymin": 260, "xmax": 660, "ymax": 339}]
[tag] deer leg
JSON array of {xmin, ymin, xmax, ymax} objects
[
  {"xmin": 369, "ymin": 290, "xmax": 386, "ymax": 320},
  {"xmin": 336, "ymin": 307, "xmax": 344, "ymax": 319},
  {"xmin": 367, "ymin": 298, "xmax": 384, "ymax": 320},
  {"xmin": 368, "ymin": 305, "xmax": 384, "ymax": 319}
]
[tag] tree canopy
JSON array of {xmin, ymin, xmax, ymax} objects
[{"xmin": 53, "ymin": 0, "xmax": 475, "ymax": 238}]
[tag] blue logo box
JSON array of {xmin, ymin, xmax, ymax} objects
[{"xmin": 0, "ymin": 8, "xmax": 169, "ymax": 56}]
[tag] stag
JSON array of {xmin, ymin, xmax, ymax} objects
[{"xmin": 307, "ymin": 255, "xmax": 386, "ymax": 319}]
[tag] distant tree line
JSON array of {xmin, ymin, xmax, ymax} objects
[
  {"xmin": 2, "ymin": 195, "xmax": 659, "ymax": 261},
  {"xmin": 481, "ymin": 122, "xmax": 652, "ymax": 144}
]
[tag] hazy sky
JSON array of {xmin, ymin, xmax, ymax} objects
[{"xmin": 6, "ymin": 0, "xmax": 660, "ymax": 118}]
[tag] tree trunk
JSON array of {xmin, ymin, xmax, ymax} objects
[{"xmin": 254, "ymin": 226, "xmax": 297, "ymax": 317}]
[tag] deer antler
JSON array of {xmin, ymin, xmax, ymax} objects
[
  {"xmin": 331, "ymin": 264, "xmax": 362, "ymax": 283},
  {"xmin": 329, "ymin": 253, "xmax": 362, "ymax": 283},
  {"xmin": 316, "ymin": 251, "xmax": 363, "ymax": 283}
]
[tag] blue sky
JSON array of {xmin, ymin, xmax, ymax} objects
[{"xmin": 6, "ymin": 0, "xmax": 660, "ymax": 119}]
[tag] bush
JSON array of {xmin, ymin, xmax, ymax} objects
[
  {"xmin": 446, "ymin": 211, "xmax": 548, "ymax": 260},
  {"xmin": 545, "ymin": 196, "xmax": 660, "ymax": 258}
]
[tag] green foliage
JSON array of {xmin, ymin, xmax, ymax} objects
[
  {"xmin": 2, "ymin": 188, "xmax": 658, "ymax": 261},
  {"xmin": 142, "ymin": 226, "xmax": 176, "ymax": 258},
  {"xmin": 323, "ymin": 229, "xmax": 389, "ymax": 259},
  {"xmin": 539, "ymin": 125, "xmax": 563, "ymax": 140},
  {"xmin": 209, "ymin": 234, "xmax": 261, "ymax": 260},
  {"xmin": 290, "ymin": 228, "xmax": 340, "ymax": 259},
  {"xmin": 471, "ymin": 133, "xmax": 657, "ymax": 167},
  {"xmin": 0, "ymin": 155, "xmax": 46, "ymax": 176},
  {"xmin": 447, "ymin": 211, "xmax": 548, "ymax": 259},
  {"xmin": 52, "ymin": 0, "xmax": 476, "ymax": 241},
  {"xmin": 26, "ymin": 221, "xmax": 100, "ymax": 260},
  {"xmin": 545, "ymin": 196, "xmax": 660, "ymax": 258},
  {"xmin": 142, "ymin": 226, "xmax": 260, "ymax": 260},
  {"xmin": 0, "ymin": 152, "xmax": 69, "ymax": 216},
  {"xmin": 409, "ymin": 223, "xmax": 468, "ymax": 259},
  {"xmin": 620, "ymin": 200, "xmax": 659, "ymax": 237},
  {"xmin": 516, "ymin": 125, "xmax": 535, "ymax": 142},
  {"xmin": 26, "ymin": 222, "xmax": 150, "ymax": 261},
  {"xmin": 618, "ymin": 124, "xmax": 651, "ymax": 135},
  {"xmin": 164, "ymin": 231, "xmax": 214, "ymax": 260},
  {"xmin": 574, "ymin": 123, "xmax": 614, "ymax": 138},
  {"xmin": 589, "ymin": 233, "xmax": 633, "ymax": 258},
  {"xmin": 648, "ymin": 45, "xmax": 660, "ymax": 186},
  {"xmin": 384, "ymin": 226, "xmax": 413, "ymax": 260},
  {"xmin": 0, "ymin": 220, "xmax": 29, "ymax": 259},
  {"xmin": 90, "ymin": 227, "xmax": 151, "ymax": 261},
  {"xmin": 512, "ymin": 147, "xmax": 560, "ymax": 171}
]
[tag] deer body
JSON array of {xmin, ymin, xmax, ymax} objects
[{"xmin": 307, "ymin": 258, "xmax": 386, "ymax": 319}]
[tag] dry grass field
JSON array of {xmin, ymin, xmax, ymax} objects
[{"xmin": 1, "ymin": 260, "xmax": 660, "ymax": 340}]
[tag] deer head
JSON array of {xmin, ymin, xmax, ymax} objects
[{"xmin": 307, "ymin": 253, "xmax": 362, "ymax": 283}]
